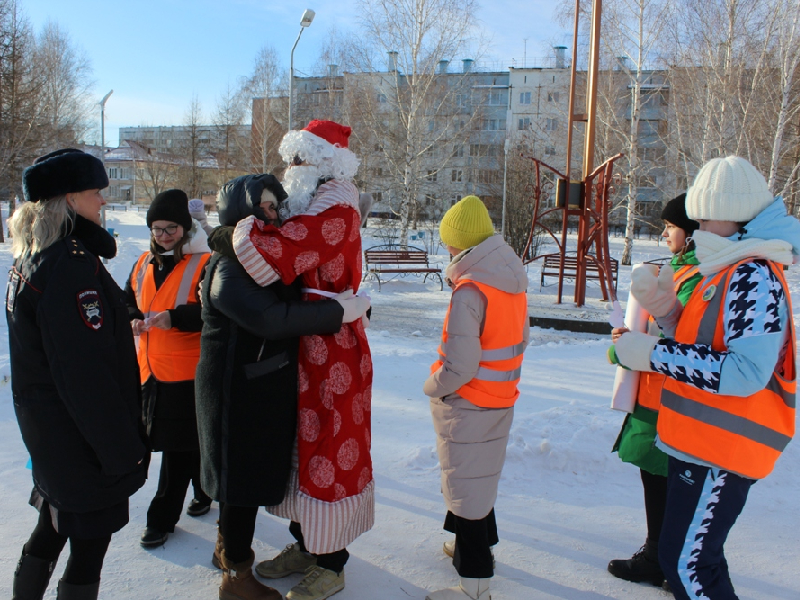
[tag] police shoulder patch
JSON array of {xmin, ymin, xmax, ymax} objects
[{"xmin": 77, "ymin": 289, "xmax": 103, "ymax": 330}]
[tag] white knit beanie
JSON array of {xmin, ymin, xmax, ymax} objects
[{"xmin": 686, "ymin": 156, "xmax": 773, "ymax": 223}]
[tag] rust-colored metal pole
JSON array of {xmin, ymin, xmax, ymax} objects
[{"xmin": 575, "ymin": 0, "xmax": 603, "ymax": 306}]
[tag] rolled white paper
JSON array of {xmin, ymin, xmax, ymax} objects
[{"xmin": 610, "ymin": 264, "xmax": 652, "ymax": 413}]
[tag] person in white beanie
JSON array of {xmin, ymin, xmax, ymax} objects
[{"xmin": 612, "ymin": 156, "xmax": 800, "ymax": 599}]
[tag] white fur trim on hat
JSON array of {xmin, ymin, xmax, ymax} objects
[
  {"xmin": 686, "ymin": 156, "xmax": 773, "ymax": 223},
  {"xmin": 279, "ymin": 130, "xmax": 359, "ymax": 181}
]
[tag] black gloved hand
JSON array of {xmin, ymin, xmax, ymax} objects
[{"xmin": 208, "ymin": 226, "xmax": 236, "ymax": 259}]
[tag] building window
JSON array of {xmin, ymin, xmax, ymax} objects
[
  {"xmin": 451, "ymin": 169, "xmax": 463, "ymax": 183},
  {"xmin": 452, "ymin": 145, "xmax": 464, "ymax": 158},
  {"xmin": 424, "ymin": 194, "xmax": 436, "ymax": 206},
  {"xmin": 426, "ymin": 170, "xmax": 437, "ymax": 182},
  {"xmin": 519, "ymin": 91, "xmax": 531, "ymax": 105},
  {"xmin": 377, "ymin": 93, "xmax": 387, "ymax": 103},
  {"xmin": 548, "ymin": 92, "xmax": 560, "ymax": 103},
  {"xmin": 518, "ymin": 117, "xmax": 531, "ymax": 130},
  {"xmin": 481, "ymin": 119, "xmax": 505, "ymax": 131},
  {"xmin": 545, "ymin": 146, "xmax": 556, "ymax": 156},
  {"xmin": 545, "ymin": 118, "xmax": 558, "ymax": 131},
  {"xmin": 373, "ymin": 167, "xmax": 384, "ymax": 177},
  {"xmin": 108, "ymin": 167, "xmax": 119, "ymax": 179}
]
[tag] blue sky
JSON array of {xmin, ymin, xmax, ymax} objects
[{"xmin": 25, "ymin": 0, "xmax": 569, "ymax": 147}]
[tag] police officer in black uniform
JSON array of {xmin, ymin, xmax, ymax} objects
[{"xmin": 6, "ymin": 149, "xmax": 148, "ymax": 600}]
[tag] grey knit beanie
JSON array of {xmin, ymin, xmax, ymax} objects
[{"xmin": 686, "ymin": 156, "xmax": 773, "ymax": 223}]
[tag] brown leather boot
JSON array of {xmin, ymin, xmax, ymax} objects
[
  {"xmin": 219, "ymin": 549, "xmax": 282, "ymax": 600},
  {"xmin": 212, "ymin": 530, "xmax": 223, "ymax": 570}
]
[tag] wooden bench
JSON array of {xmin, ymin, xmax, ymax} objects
[
  {"xmin": 363, "ymin": 245, "xmax": 444, "ymax": 291},
  {"xmin": 539, "ymin": 252, "xmax": 619, "ymax": 291}
]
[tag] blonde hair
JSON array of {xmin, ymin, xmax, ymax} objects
[{"xmin": 9, "ymin": 197, "xmax": 73, "ymax": 258}]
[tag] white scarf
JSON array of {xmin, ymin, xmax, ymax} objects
[{"xmin": 692, "ymin": 229, "xmax": 793, "ymax": 275}]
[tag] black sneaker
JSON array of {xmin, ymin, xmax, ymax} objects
[
  {"xmin": 140, "ymin": 527, "xmax": 168, "ymax": 548},
  {"xmin": 186, "ymin": 499, "xmax": 211, "ymax": 517},
  {"xmin": 607, "ymin": 544, "xmax": 664, "ymax": 587}
]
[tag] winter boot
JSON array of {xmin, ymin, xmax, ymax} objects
[
  {"xmin": 255, "ymin": 543, "xmax": 316, "ymax": 579},
  {"xmin": 442, "ymin": 540, "xmax": 495, "ymax": 568},
  {"xmin": 219, "ymin": 549, "xmax": 281, "ymax": 600},
  {"xmin": 607, "ymin": 540, "xmax": 664, "ymax": 587},
  {"xmin": 425, "ymin": 578, "xmax": 491, "ymax": 600},
  {"xmin": 285, "ymin": 565, "xmax": 345, "ymax": 600},
  {"xmin": 12, "ymin": 551, "xmax": 57, "ymax": 600},
  {"xmin": 55, "ymin": 580, "xmax": 100, "ymax": 600},
  {"xmin": 212, "ymin": 530, "xmax": 224, "ymax": 570}
]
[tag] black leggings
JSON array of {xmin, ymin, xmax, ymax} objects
[
  {"xmin": 219, "ymin": 504, "xmax": 259, "ymax": 564},
  {"xmin": 24, "ymin": 505, "xmax": 111, "ymax": 585},
  {"xmin": 641, "ymin": 469, "xmax": 668, "ymax": 547}
]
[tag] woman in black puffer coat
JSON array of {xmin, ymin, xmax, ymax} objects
[
  {"xmin": 6, "ymin": 149, "xmax": 148, "ymax": 600},
  {"xmin": 195, "ymin": 173, "xmax": 368, "ymax": 600}
]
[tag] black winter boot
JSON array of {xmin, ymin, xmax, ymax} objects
[
  {"xmin": 607, "ymin": 540, "xmax": 664, "ymax": 587},
  {"xmin": 56, "ymin": 580, "xmax": 100, "ymax": 600},
  {"xmin": 12, "ymin": 551, "xmax": 57, "ymax": 600}
]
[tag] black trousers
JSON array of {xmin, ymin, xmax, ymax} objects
[
  {"xmin": 444, "ymin": 509, "xmax": 498, "ymax": 579},
  {"xmin": 146, "ymin": 449, "xmax": 210, "ymax": 531},
  {"xmin": 219, "ymin": 503, "xmax": 259, "ymax": 564},
  {"xmin": 24, "ymin": 502, "xmax": 111, "ymax": 585},
  {"xmin": 290, "ymin": 521, "xmax": 349, "ymax": 573},
  {"xmin": 641, "ymin": 469, "xmax": 668, "ymax": 547}
]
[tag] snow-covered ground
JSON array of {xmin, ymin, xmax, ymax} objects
[{"xmin": 0, "ymin": 209, "xmax": 797, "ymax": 599}]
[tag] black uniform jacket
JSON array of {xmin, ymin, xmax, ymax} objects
[{"xmin": 6, "ymin": 216, "xmax": 148, "ymax": 513}]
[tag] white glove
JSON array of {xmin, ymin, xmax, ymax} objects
[
  {"xmin": 188, "ymin": 199, "xmax": 213, "ymax": 234},
  {"xmin": 334, "ymin": 289, "xmax": 371, "ymax": 324},
  {"xmin": 614, "ymin": 331, "xmax": 658, "ymax": 372},
  {"xmin": 630, "ymin": 263, "xmax": 677, "ymax": 318}
]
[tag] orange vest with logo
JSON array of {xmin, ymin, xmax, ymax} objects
[
  {"xmin": 657, "ymin": 259, "xmax": 796, "ymax": 479},
  {"xmin": 131, "ymin": 251, "xmax": 210, "ymax": 383},
  {"xmin": 431, "ymin": 280, "xmax": 527, "ymax": 408},
  {"xmin": 636, "ymin": 264, "xmax": 700, "ymax": 413}
]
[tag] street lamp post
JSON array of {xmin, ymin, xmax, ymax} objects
[
  {"xmin": 288, "ymin": 9, "xmax": 315, "ymax": 131},
  {"xmin": 99, "ymin": 89, "xmax": 113, "ymax": 231},
  {"xmin": 501, "ymin": 138, "xmax": 510, "ymax": 239}
]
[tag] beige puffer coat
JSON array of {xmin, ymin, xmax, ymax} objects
[{"xmin": 424, "ymin": 235, "xmax": 529, "ymax": 520}]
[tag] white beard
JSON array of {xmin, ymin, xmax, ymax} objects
[{"xmin": 280, "ymin": 166, "xmax": 321, "ymax": 220}]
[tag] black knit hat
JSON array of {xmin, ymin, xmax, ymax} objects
[
  {"xmin": 660, "ymin": 193, "xmax": 698, "ymax": 236},
  {"xmin": 147, "ymin": 189, "xmax": 192, "ymax": 231},
  {"xmin": 22, "ymin": 148, "xmax": 109, "ymax": 202}
]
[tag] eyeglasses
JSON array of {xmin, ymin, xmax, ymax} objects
[
  {"xmin": 290, "ymin": 155, "xmax": 304, "ymax": 166},
  {"xmin": 151, "ymin": 225, "xmax": 179, "ymax": 237}
]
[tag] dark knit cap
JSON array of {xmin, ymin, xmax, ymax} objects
[
  {"xmin": 22, "ymin": 148, "xmax": 109, "ymax": 202},
  {"xmin": 660, "ymin": 193, "xmax": 698, "ymax": 236},
  {"xmin": 147, "ymin": 189, "xmax": 192, "ymax": 231}
]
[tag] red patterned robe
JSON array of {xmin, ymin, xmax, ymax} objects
[{"xmin": 232, "ymin": 178, "xmax": 373, "ymax": 553}]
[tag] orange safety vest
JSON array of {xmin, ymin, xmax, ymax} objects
[
  {"xmin": 658, "ymin": 259, "xmax": 796, "ymax": 479},
  {"xmin": 431, "ymin": 280, "xmax": 527, "ymax": 408},
  {"xmin": 131, "ymin": 251, "xmax": 210, "ymax": 383},
  {"xmin": 636, "ymin": 264, "xmax": 700, "ymax": 413}
]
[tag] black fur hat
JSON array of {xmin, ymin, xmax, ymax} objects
[
  {"xmin": 147, "ymin": 189, "xmax": 192, "ymax": 231},
  {"xmin": 661, "ymin": 193, "xmax": 699, "ymax": 236},
  {"xmin": 22, "ymin": 148, "xmax": 109, "ymax": 202}
]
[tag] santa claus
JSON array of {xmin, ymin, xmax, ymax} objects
[{"xmin": 232, "ymin": 120, "xmax": 373, "ymax": 600}]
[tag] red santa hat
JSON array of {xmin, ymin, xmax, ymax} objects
[
  {"xmin": 304, "ymin": 120, "xmax": 352, "ymax": 148},
  {"xmin": 279, "ymin": 119, "xmax": 359, "ymax": 180}
]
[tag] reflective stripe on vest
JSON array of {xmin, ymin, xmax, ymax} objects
[
  {"xmin": 636, "ymin": 263, "xmax": 700, "ymax": 413},
  {"xmin": 431, "ymin": 280, "xmax": 527, "ymax": 408},
  {"xmin": 131, "ymin": 251, "xmax": 210, "ymax": 383},
  {"xmin": 657, "ymin": 259, "xmax": 796, "ymax": 479}
]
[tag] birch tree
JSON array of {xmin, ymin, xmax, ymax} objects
[{"xmin": 351, "ymin": 0, "xmax": 483, "ymax": 245}]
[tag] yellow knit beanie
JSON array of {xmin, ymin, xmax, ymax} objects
[{"xmin": 439, "ymin": 195, "xmax": 495, "ymax": 250}]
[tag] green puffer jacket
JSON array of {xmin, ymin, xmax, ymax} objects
[{"xmin": 612, "ymin": 250, "xmax": 701, "ymax": 476}]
